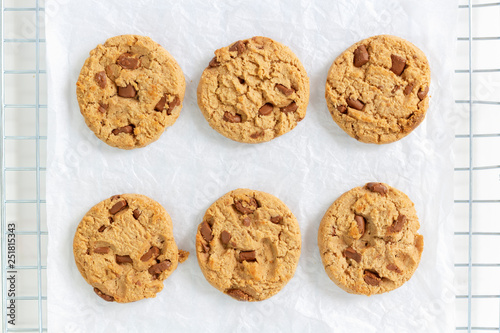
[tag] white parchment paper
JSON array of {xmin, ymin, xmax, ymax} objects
[{"xmin": 46, "ymin": 1, "xmax": 458, "ymax": 332}]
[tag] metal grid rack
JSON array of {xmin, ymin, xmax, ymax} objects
[{"xmin": 0, "ymin": 0, "xmax": 499, "ymax": 332}]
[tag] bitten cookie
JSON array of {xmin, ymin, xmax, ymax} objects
[
  {"xmin": 73, "ymin": 194, "xmax": 189, "ymax": 303},
  {"xmin": 318, "ymin": 183, "xmax": 424, "ymax": 295},
  {"xmin": 325, "ymin": 35, "xmax": 430, "ymax": 144},
  {"xmin": 197, "ymin": 36, "xmax": 310, "ymax": 143},
  {"xmin": 196, "ymin": 189, "xmax": 301, "ymax": 301},
  {"xmin": 76, "ymin": 35, "xmax": 186, "ymax": 149}
]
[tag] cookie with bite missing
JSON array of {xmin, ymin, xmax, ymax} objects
[
  {"xmin": 197, "ymin": 36, "xmax": 310, "ymax": 143},
  {"xmin": 76, "ymin": 34, "xmax": 185, "ymax": 149},
  {"xmin": 73, "ymin": 194, "xmax": 189, "ymax": 303},
  {"xmin": 318, "ymin": 182, "xmax": 424, "ymax": 295},
  {"xmin": 195, "ymin": 189, "xmax": 301, "ymax": 301},
  {"xmin": 325, "ymin": 35, "xmax": 430, "ymax": 144}
]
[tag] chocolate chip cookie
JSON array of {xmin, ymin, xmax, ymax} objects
[
  {"xmin": 325, "ymin": 35, "xmax": 430, "ymax": 144},
  {"xmin": 73, "ymin": 194, "xmax": 188, "ymax": 303},
  {"xmin": 76, "ymin": 35, "xmax": 186, "ymax": 149},
  {"xmin": 197, "ymin": 36, "xmax": 310, "ymax": 143},
  {"xmin": 318, "ymin": 183, "xmax": 424, "ymax": 295},
  {"xmin": 196, "ymin": 189, "xmax": 301, "ymax": 301}
]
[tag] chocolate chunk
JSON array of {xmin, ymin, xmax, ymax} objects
[
  {"xmin": 342, "ymin": 247, "xmax": 361, "ymax": 263},
  {"xmin": 234, "ymin": 198, "xmax": 258, "ymax": 214},
  {"xmin": 223, "ymin": 112, "xmax": 242, "ymax": 123},
  {"xmin": 239, "ymin": 250, "xmax": 257, "ymax": 262},
  {"xmin": 155, "ymin": 95, "xmax": 166, "ymax": 111},
  {"xmin": 140, "ymin": 246, "xmax": 160, "ymax": 262},
  {"xmin": 200, "ymin": 221, "xmax": 213, "ymax": 242},
  {"xmin": 364, "ymin": 270, "xmax": 381, "ymax": 286},
  {"xmin": 94, "ymin": 71, "xmax": 107, "ymax": 89},
  {"xmin": 258, "ymin": 103, "xmax": 274, "ymax": 116},
  {"xmin": 250, "ymin": 131, "xmax": 264, "ymax": 139},
  {"xmin": 133, "ymin": 209, "xmax": 141, "ymax": 220},
  {"xmin": 167, "ymin": 96, "xmax": 180, "ymax": 115},
  {"xmin": 270, "ymin": 216, "xmax": 283, "ymax": 224},
  {"xmin": 148, "ymin": 260, "xmax": 171, "ymax": 276},
  {"xmin": 337, "ymin": 105, "xmax": 347, "ymax": 114},
  {"xmin": 275, "ymin": 84, "xmax": 295, "ymax": 96},
  {"xmin": 220, "ymin": 231, "xmax": 231, "ymax": 245},
  {"xmin": 242, "ymin": 217, "xmax": 251, "ymax": 227},
  {"xmin": 353, "ymin": 45, "xmax": 369, "ymax": 67},
  {"xmin": 201, "ymin": 242, "xmax": 210, "ymax": 253},
  {"xmin": 98, "ymin": 102, "xmax": 108, "ymax": 113},
  {"xmin": 117, "ymin": 53, "xmax": 140, "ymax": 69},
  {"xmin": 404, "ymin": 82, "xmax": 415, "ymax": 95},
  {"xmin": 347, "ymin": 98, "xmax": 364, "ymax": 110},
  {"xmin": 117, "ymin": 84, "xmax": 137, "ymax": 98},
  {"xmin": 418, "ymin": 86, "xmax": 429, "ymax": 100},
  {"xmin": 226, "ymin": 288, "xmax": 251, "ymax": 301},
  {"xmin": 94, "ymin": 287, "xmax": 114, "ymax": 302},
  {"xmin": 94, "ymin": 247, "xmax": 109, "ymax": 254},
  {"xmin": 116, "ymin": 255, "xmax": 133, "ymax": 264},
  {"xmin": 109, "ymin": 199, "xmax": 128, "ymax": 214},
  {"xmin": 387, "ymin": 263, "xmax": 402, "ymax": 273},
  {"xmin": 281, "ymin": 101, "xmax": 298, "ymax": 113},
  {"xmin": 112, "ymin": 125, "xmax": 135, "ymax": 135},
  {"xmin": 388, "ymin": 214, "xmax": 406, "ymax": 233},
  {"xmin": 209, "ymin": 56, "xmax": 219, "ymax": 67},
  {"xmin": 366, "ymin": 182, "xmax": 388, "ymax": 195},
  {"xmin": 98, "ymin": 225, "xmax": 106, "ymax": 233},
  {"xmin": 229, "ymin": 40, "xmax": 246, "ymax": 55},
  {"xmin": 355, "ymin": 215, "xmax": 365, "ymax": 236},
  {"xmin": 390, "ymin": 54, "xmax": 406, "ymax": 76}
]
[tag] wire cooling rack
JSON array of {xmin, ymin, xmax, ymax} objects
[{"xmin": 1, "ymin": 0, "xmax": 499, "ymax": 332}]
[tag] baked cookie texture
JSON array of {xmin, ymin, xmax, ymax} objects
[
  {"xmin": 197, "ymin": 36, "xmax": 310, "ymax": 143},
  {"xmin": 76, "ymin": 34, "xmax": 186, "ymax": 149},
  {"xmin": 325, "ymin": 35, "xmax": 430, "ymax": 144},
  {"xmin": 318, "ymin": 183, "xmax": 424, "ymax": 295},
  {"xmin": 196, "ymin": 189, "xmax": 301, "ymax": 301},
  {"xmin": 73, "ymin": 194, "xmax": 188, "ymax": 303}
]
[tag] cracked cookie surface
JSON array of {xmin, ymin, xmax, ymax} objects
[
  {"xmin": 196, "ymin": 189, "xmax": 301, "ymax": 301},
  {"xmin": 318, "ymin": 183, "xmax": 424, "ymax": 295},
  {"xmin": 325, "ymin": 35, "xmax": 430, "ymax": 144},
  {"xmin": 76, "ymin": 35, "xmax": 186, "ymax": 149},
  {"xmin": 73, "ymin": 193, "xmax": 188, "ymax": 303},
  {"xmin": 197, "ymin": 36, "xmax": 310, "ymax": 143}
]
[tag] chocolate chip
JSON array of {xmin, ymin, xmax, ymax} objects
[
  {"xmin": 353, "ymin": 45, "xmax": 369, "ymax": 67},
  {"xmin": 116, "ymin": 255, "xmax": 133, "ymax": 264},
  {"xmin": 238, "ymin": 77, "xmax": 245, "ymax": 84},
  {"xmin": 404, "ymin": 82, "xmax": 415, "ymax": 95},
  {"xmin": 281, "ymin": 101, "xmax": 298, "ymax": 113},
  {"xmin": 387, "ymin": 263, "xmax": 402, "ymax": 273},
  {"xmin": 239, "ymin": 250, "xmax": 256, "ymax": 262},
  {"xmin": 223, "ymin": 111, "xmax": 242, "ymax": 123},
  {"xmin": 220, "ymin": 231, "xmax": 231, "ymax": 245},
  {"xmin": 155, "ymin": 95, "xmax": 166, "ymax": 111},
  {"xmin": 94, "ymin": 287, "xmax": 114, "ymax": 302},
  {"xmin": 112, "ymin": 125, "xmax": 135, "ymax": 135},
  {"xmin": 355, "ymin": 215, "xmax": 365, "ymax": 236},
  {"xmin": 98, "ymin": 102, "xmax": 108, "ymax": 113},
  {"xmin": 342, "ymin": 247, "xmax": 361, "ymax": 263},
  {"xmin": 258, "ymin": 103, "xmax": 274, "ymax": 116},
  {"xmin": 242, "ymin": 217, "xmax": 251, "ymax": 226},
  {"xmin": 270, "ymin": 216, "xmax": 282, "ymax": 224},
  {"xmin": 234, "ymin": 198, "xmax": 258, "ymax": 215},
  {"xmin": 275, "ymin": 84, "xmax": 295, "ymax": 96},
  {"xmin": 418, "ymin": 86, "xmax": 429, "ymax": 100},
  {"xmin": 390, "ymin": 54, "xmax": 406, "ymax": 76},
  {"xmin": 140, "ymin": 246, "xmax": 160, "ymax": 262},
  {"xmin": 117, "ymin": 53, "xmax": 140, "ymax": 69},
  {"xmin": 95, "ymin": 71, "xmax": 107, "ymax": 89},
  {"xmin": 337, "ymin": 105, "xmax": 347, "ymax": 114},
  {"xmin": 133, "ymin": 209, "xmax": 141, "ymax": 220},
  {"xmin": 200, "ymin": 221, "xmax": 213, "ymax": 242},
  {"xmin": 209, "ymin": 56, "xmax": 219, "ymax": 67},
  {"xmin": 109, "ymin": 199, "xmax": 128, "ymax": 214},
  {"xmin": 388, "ymin": 214, "xmax": 406, "ymax": 233},
  {"xmin": 229, "ymin": 40, "xmax": 246, "ymax": 55},
  {"xmin": 117, "ymin": 84, "xmax": 137, "ymax": 98},
  {"xmin": 363, "ymin": 270, "xmax": 381, "ymax": 286},
  {"xmin": 366, "ymin": 182, "xmax": 388, "ymax": 195},
  {"xmin": 347, "ymin": 98, "xmax": 364, "ymax": 110},
  {"xmin": 94, "ymin": 247, "xmax": 109, "ymax": 254},
  {"xmin": 225, "ymin": 288, "xmax": 251, "ymax": 301},
  {"xmin": 98, "ymin": 225, "xmax": 106, "ymax": 233},
  {"xmin": 167, "ymin": 96, "xmax": 180, "ymax": 115},
  {"xmin": 148, "ymin": 260, "xmax": 171, "ymax": 276}
]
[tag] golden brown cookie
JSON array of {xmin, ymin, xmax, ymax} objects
[
  {"xmin": 76, "ymin": 35, "xmax": 186, "ymax": 149},
  {"xmin": 195, "ymin": 189, "xmax": 301, "ymax": 301},
  {"xmin": 318, "ymin": 182, "xmax": 424, "ymax": 295},
  {"xmin": 197, "ymin": 37, "xmax": 310, "ymax": 143},
  {"xmin": 325, "ymin": 35, "xmax": 430, "ymax": 144},
  {"xmin": 73, "ymin": 194, "xmax": 188, "ymax": 303}
]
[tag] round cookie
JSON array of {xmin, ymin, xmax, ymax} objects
[
  {"xmin": 197, "ymin": 36, "xmax": 310, "ymax": 143},
  {"xmin": 195, "ymin": 189, "xmax": 301, "ymax": 301},
  {"xmin": 325, "ymin": 35, "xmax": 430, "ymax": 144},
  {"xmin": 73, "ymin": 194, "xmax": 188, "ymax": 303},
  {"xmin": 318, "ymin": 182, "xmax": 424, "ymax": 295},
  {"xmin": 76, "ymin": 35, "xmax": 186, "ymax": 149}
]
